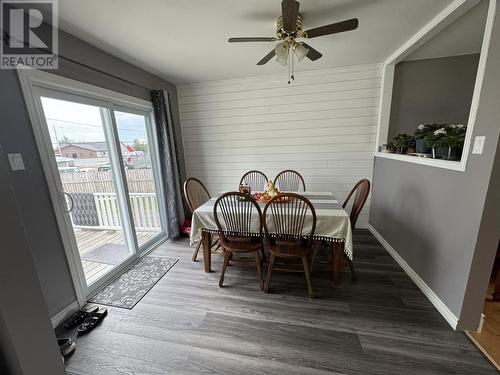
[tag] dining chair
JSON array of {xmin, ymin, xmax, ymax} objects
[
  {"xmin": 263, "ymin": 193, "xmax": 317, "ymax": 298},
  {"xmin": 341, "ymin": 178, "xmax": 371, "ymax": 279},
  {"xmin": 240, "ymin": 170, "xmax": 268, "ymax": 192},
  {"xmin": 183, "ymin": 177, "xmax": 217, "ymax": 261},
  {"xmin": 273, "ymin": 170, "xmax": 306, "ymax": 192},
  {"xmin": 343, "ymin": 179, "xmax": 370, "ymax": 230},
  {"xmin": 213, "ymin": 192, "xmax": 265, "ymax": 290}
]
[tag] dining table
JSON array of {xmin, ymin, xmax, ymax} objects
[{"xmin": 190, "ymin": 191, "xmax": 353, "ymax": 286}]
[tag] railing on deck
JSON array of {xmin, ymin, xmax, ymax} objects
[{"xmin": 78, "ymin": 192, "xmax": 161, "ymax": 231}]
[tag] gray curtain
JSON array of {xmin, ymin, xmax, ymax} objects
[{"xmin": 151, "ymin": 90, "xmax": 180, "ymax": 238}]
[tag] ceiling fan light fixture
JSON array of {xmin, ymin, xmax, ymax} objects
[
  {"xmin": 276, "ymin": 56, "xmax": 288, "ymax": 66},
  {"xmin": 293, "ymin": 43, "xmax": 309, "ymax": 61},
  {"xmin": 274, "ymin": 41, "xmax": 290, "ymax": 60}
]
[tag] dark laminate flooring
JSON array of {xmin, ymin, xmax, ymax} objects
[{"xmin": 60, "ymin": 229, "xmax": 498, "ymax": 375}]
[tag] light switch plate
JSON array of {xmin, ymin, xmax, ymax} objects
[
  {"xmin": 472, "ymin": 136, "xmax": 485, "ymax": 155},
  {"xmin": 7, "ymin": 153, "xmax": 25, "ymax": 171}
]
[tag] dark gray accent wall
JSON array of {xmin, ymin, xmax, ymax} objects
[
  {"xmin": 0, "ymin": 29, "xmax": 185, "ymax": 318},
  {"xmin": 0, "ymin": 146, "xmax": 65, "ymax": 374},
  {"xmin": 388, "ymin": 54, "xmax": 480, "ymax": 140},
  {"xmin": 370, "ymin": 7, "xmax": 500, "ymax": 329}
]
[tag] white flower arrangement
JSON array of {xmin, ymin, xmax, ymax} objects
[
  {"xmin": 433, "ymin": 128, "xmax": 447, "ymax": 136},
  {"xmin": 417, "ymin": 124, "xmax": 426, "ymax": 130}
]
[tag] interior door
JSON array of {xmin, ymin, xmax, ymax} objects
[{"xmin": 34, "ymin": 90, "xmax": 139, "ymax": 294}]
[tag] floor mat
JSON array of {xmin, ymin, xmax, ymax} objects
[
  {"xmin": 88, "ymin": 256, "xmax": 178, "ymax": 309},
  {"xmin": 81, "ymin": 243, "xmax": 130, "ymax": 265}
]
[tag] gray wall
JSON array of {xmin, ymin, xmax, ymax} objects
[
  {"xmin": 388, "ymin": 54, "xmax": 479, "ymax": 139},
  {"xmin": 0, "ymin": 146, "xmax": 65, "ymax": 374},
  {"xmin": 370, "ymin": 6, "xmax": 500, "ymax": 329},
  {"xmin": 0, "ymin": 28, "xmax": 185, "ymax": 318}
]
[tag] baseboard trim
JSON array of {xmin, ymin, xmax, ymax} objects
[
  {"xmin": 367, "ymin": 223, "xmax": 459, "ymax": 330},
  {"xmin": 51, "ymin": 301, "xmax": 79, "ymax": 328}
]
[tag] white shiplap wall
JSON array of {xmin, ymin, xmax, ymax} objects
[{"xmin": 177, "ymin": 64, "xmax": 382, "ymax": 226}]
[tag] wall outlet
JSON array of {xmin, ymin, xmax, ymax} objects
[
  {"xmin": 7, "ymin": 153, "xmax": 26, "ymax": 171},
  {"xmin": 472, "ymin": 136, "xmax": 485, "ymax": 155}
]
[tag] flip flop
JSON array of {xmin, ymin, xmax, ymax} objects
[
  {"xmin": 77, "ymin": 316, "xmax": 100, "ymax": 336},
  {"xmin": 90, "ymin": 307, "xmax": 108, "ymax": 323},
  {"xmin": 63, "ymin": 306, "xmax": 99, "ymax": 329}
]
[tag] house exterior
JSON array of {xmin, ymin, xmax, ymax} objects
[{"xmin": 57, "ymin": 142, "xmax": 128, "ymax": 159}]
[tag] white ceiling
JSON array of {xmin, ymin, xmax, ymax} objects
[{"xmin": 58, "ymin": 0, "xmax": 455, "ymax": 84}]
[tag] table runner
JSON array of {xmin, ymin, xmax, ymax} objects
[{"xmin": 190, "ymin": 192, "xmax": 353, "ymax": 259}]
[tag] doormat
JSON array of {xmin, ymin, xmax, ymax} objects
[
  {"xmin": 88, "ymin": 256, "xmax": 178, "ymax": 309},
  {"xmin": 81, "ymin": 243, "xmax": 130, "ymax": 265}
]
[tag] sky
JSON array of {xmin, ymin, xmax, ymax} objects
[{"xmin": 41, "ymin": 97, "xmax": 149, "ymax": 148}]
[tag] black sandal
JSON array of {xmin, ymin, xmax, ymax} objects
[
  {"xmin": 63, "ymin": 306, "xmax": 99, "ymax": 329},
  {"xmin": 77, "ymin": 316, "xmax": 99, "ymax": 336},
  {"xmin": 90, "ymin": 307, "xmax": 108, "ymax": 323}
]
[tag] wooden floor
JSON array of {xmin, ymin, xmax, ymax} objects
[
  {"xmin": 75, "ymin": 229, "xmax": 157, "ymax": 285},
  {"xmin": 60, "ymin": 229, "xmax": 498, "ymax": 375},
  {"xmin": 467, "ymin": 283, "xmax": 500, "ymax": 370}
]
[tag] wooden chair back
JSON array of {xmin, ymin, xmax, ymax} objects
[
  {"xmin": 273, "ymin": 170, "xmax": 306, "ymax": 191},
  {"xmin": 213, "ymin": 192, "xmax": 263, "ymax": 248},
  {"xmin": 183, "ymin": 177, "xmax": 210, "ymax": 212},
  {"xmin": 263, "ymin": 193, "xmax": 316, "ymax": 257},
  {"xmin": 342, "ymin": 179, "xmax": 370, "ymax": 230},
  {"xmin": 240, "ymin": 170, "xmax": 268, "ymax": 192}
]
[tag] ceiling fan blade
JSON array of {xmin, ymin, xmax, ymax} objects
[
  {"xmin": 282, "ymin": 0, "xmax": 300, "ymax": 33},
  {"xmin": 301, "ymin": 42, "xmax": 322, "ymax": 61},
  {"xmin": 228, "ymin": 37, "xmax": 278, "ymax": 42},
  {"xmin": 257, "ymin": 50, "xmax": 276, "ymax": 65},
  {"xmin": 303, "ymin": 18, "xmax": 358, "ymax": 39}
]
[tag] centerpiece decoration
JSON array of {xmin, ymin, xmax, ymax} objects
[{"xmin": 253, "ymin": 181, "xmax": 293, "ymax": 203}]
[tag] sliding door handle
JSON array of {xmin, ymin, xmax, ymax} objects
[{"xmin": 62, "ymin": 192, "xmax": 74, "ymax": 213}]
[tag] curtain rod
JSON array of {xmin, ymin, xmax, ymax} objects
[{"xmin": 58, "ymin": 54, "xmax": 153, "ymax": 91}]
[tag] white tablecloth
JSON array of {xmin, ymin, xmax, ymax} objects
[{"xmin": 190, "ymin": 192, "xmax": 353, "ymax": 259}]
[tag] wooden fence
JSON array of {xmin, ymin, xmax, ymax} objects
[{"xmin": 61, "ymin": 169, "xmax": 156, "ymax": 193}]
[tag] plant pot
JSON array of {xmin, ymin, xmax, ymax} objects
[
  {"xmin": 396, "ymin": 146, "xmax": 407, "ymax": 154},
  {"xmin": 379, "ymin": 144, "xmax": 392, "ymax": 153},
  {"xmin": 442, "ymin": 147, "xmax": 461, "ymax": 161},
  {"xmin": 416, "ymin": 139, "xmax": 431, "ymax": 154},
  {"xmin": 432, "ymin": 147, "xmax": 448, "ymax": 159}
]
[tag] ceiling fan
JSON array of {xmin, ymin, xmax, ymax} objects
[{"xmin": 228, "ymin": 0, "xmax": 358, "ymax": 83}]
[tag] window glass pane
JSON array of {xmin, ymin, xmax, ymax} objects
[
  {"xmin": 115, "ymin": 111, "xmax": 163, "ymax": 247},
  {"xmin": 40, "ymin": 97, "xmax": 133, "ymax": 286}
]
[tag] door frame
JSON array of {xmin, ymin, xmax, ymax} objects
[{"xmin": 18, "ymin": 68, "xmax": 167, "ymax": 306}]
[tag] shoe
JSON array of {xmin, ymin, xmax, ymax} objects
[{"xmin": 57, "ymin": 338, "xmax": 76, "ymax": 356}]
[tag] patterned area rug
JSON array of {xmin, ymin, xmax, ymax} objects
[{"xmin": 89, "ymin": 256, "xmax": 178, "ymax": 309}]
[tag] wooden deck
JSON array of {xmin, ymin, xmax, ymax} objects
[{"xmin": 75, "ymin": 228, "xmax": 157, "ymax": 286}]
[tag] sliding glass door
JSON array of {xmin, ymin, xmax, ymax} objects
[
  {"xmin": 114, "ymin": 110, "xmax": 165, "ymax": 250},
  {"xmin": 28, "ymin": 82, "xmax": 166, "ymax": 295}
]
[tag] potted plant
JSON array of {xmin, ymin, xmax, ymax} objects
[
  {"xmin": 414, "ymin": 124, "xmax": 441, "ymax": 154},
  {"xmin": 391, "ymin": 133, "xmax": 414, "ymax": 154},
  {"xmin": 406, "ymin": 135, "xmax": 416, "ymax": 154},
  {"xmin": 425, "ymin": 124, "xmax": 466, "ymax": 160}
]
